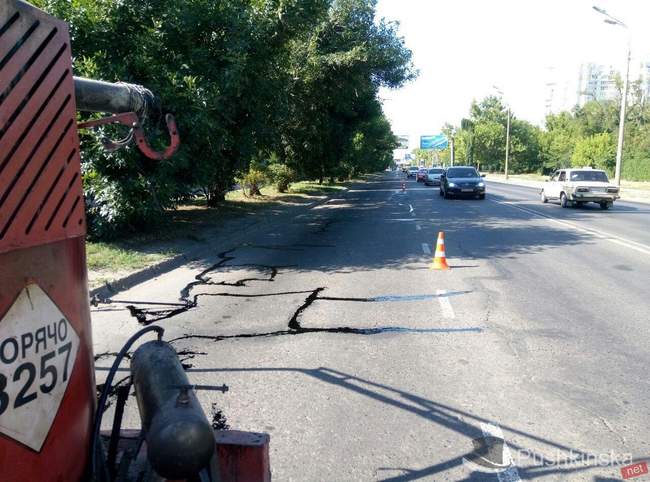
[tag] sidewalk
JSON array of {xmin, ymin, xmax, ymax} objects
[
  {"xmin": 485, "ymin": 173, "xmax": 650, "ymax": 204},
  {"xmin": 87, "ymin": 180, "xmax": 357, "ymax": 298}
]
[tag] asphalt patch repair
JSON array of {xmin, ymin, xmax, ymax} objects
[{"xmin": 93, "ymin": 246, "xmax": 480, "ymax": 339}]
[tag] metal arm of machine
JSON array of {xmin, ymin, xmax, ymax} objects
[
  {"xmin": 74, "ymin": 77, "xmax": 158, "ymax": 116},
  {"xmin": 73, "ymin": 77, "xmax": 179, "ymax": 160}
]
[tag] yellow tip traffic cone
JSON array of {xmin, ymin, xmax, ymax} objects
[{"xmin": 430, "ymin": 231, "xmax": 450, "ymax": 270}]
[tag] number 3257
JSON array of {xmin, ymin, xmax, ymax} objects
[{"xmin": 0, "ymin": 342, "xmax": 72, "ymax": 415}]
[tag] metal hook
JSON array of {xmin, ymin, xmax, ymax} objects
[{"xmin": 78, "ymin": 112, "xmax": 180, "ymax": 160}]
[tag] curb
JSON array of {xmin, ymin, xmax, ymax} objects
[
  {"xmin": 484, "ymin": 177, "xmax": 544, "ymax": 189},
  {"xmin": 485, "ymin": 176, "xmax": 650, "ymax": 205},
  {"xmin": 89, "ymin": 185, "xmax": 350, "ymax": 299}
]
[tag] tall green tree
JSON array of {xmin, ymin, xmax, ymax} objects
[
  {"xmin": 571, "ymin": 133, "xmax": 616, "ymax": 170},
  {"xmin": 36, "ymin": 0, "xmax": 414, "ymax": 237}
]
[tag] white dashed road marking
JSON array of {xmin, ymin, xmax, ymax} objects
[
  {"xmin": 421, "ymin": 243, "xmax": 431, "ymax": 254},
  {"xmin": 435, "ymin": 289, "xmax": 455, "ymax": 319},
  {"xmin": 490, "ymin": 199, "xmax": 650, "ymax": 256},
  {"xmin": 409, "ymin": 204, "xmax": 414, "ymax": 213},
  {"xmin": 479, "ymin": 423, "xmax": 521, "ymax": 482},
  {"xmin": 416, "ymin": 224, "xmax": 422, "ymax": 231}
]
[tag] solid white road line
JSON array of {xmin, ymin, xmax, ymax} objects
[
  {"xmin": 491, "ymin": 199, "xmax": 650, "ymax": 256},
  {"xmin": 479, "ymin": 422, "xmax": 521, "ymax": 482},
  {"xmin": 435, "ymin": 289, "xmax": 455, "ymax": 319},
  {"xmin": 421, "ymin": 243, "xmax": 431, "ymax": 254}
]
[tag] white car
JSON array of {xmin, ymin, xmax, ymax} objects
[{"xmin": 540, "ymin": 168, "xmax": 619, "ymax": 209}]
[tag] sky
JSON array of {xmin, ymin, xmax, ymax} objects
[{"xmin": 376, "ymin": 0, "xmax": 650, "ymax": 151}]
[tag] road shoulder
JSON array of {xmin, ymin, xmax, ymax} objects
[{"xmin": 485, "ymin": 174, "xmax": 650, "ymax": 204}]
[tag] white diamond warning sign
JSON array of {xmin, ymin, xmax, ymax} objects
[{"xmin": 0, "ymin": 284, "xmax": 80, "ymax": 451}]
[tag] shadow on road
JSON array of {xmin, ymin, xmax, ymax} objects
[{"xmin": 183, "ymin": 365, "xmax": 646, "ymax": 481}]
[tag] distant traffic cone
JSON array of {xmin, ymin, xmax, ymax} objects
[{"xmin": 430, "ymin": 231, "xmax": 450, "ymax": 270}]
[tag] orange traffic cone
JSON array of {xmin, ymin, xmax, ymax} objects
[{"xmin": 430, "ymin": 231, "xmax": 450, "ymax": 270}]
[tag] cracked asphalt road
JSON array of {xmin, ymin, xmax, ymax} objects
[{"xmin": 92, "ymin": 173, "xmax": 650, "ymax": 481}]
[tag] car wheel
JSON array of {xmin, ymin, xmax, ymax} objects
[
  {"xmin": 540, "ymin": 190, "xmax": 548, "ymax": 203},
  {"xmin": 576, "ymin": 201, "xmax": 585, "ymax": 208},
  {"xmin": 444, "ymin": 190, "xmax": 451, "ymax": 199},
  {"xmin": 479, "ymin": 194, "xmax": 485, "ymax": 200},
  {"xmin": 560, "ymin": 192, "xmax": 569, "ymax": 208},
  {"xmin": 600, "ymin": 201, "xmax": 611, "ymax": 210}
]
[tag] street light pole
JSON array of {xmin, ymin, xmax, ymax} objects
[
  {"xmin": 505, "ymin": 106, "xmax": 510, "ymax": 180},
  {"xmin": 450, "ymin": 127, "xmax": 456, "ymax": 166},
  {"xmin": 614, "ymin": 43, "xmax": 630, "ymax": 185},
  {"xmin": 593, "ymin": 5, "xmax": 629, "ymax": 186},
  {"xmin": 493, "ymin": 85, "xmax": 510, "ymax": 179},
  {"xmin": 450, "ymin": 137, "xmax": 455, "ymax": 166}
]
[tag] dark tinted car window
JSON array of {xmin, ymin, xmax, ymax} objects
[
  {"xmin": 446, "ymin": 167, "xmax": 478, "ymax": 178},
  {"xmin": 570, "ymin": 171, "xmax": 609, "ymax": 182}
]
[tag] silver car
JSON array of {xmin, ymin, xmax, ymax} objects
[{"xmin": 424, "ymin": 167, "xmax": 444, "ymax": 186}]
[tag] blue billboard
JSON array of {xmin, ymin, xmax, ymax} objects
[{"xmin": 420, "ymin": 134, "xmax": 448, "ymax": 150}]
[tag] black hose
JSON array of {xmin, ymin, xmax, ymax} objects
[
  {"xmin": 74, "ymin": 77, "xmax": 159, "ymax": 119},
  {"xmin": 91, "ymin": 325, "xmax": 165, "ymax": 481}
]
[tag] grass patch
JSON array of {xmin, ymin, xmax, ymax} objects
[
  {"xmin": 86, "ymin": 178, "xmax": 352, "ymax": 276},
  {"xmin": 486, "ymin": 172, "xmax": 547, "ymax": 182},
  {"xmin": 86, "ymin": 242, "xmax": 174, "ymax": 272},
  {"xmin": 621, "ymin": 180, "xmax": 650, "ymax": 191},
  {"xmin": 289, "ymin": 180, "xmax": 350, "ymax": 195}
]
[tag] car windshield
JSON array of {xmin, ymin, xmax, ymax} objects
[
  {"xmin": 429, "ymin": 169, "xmax": 443, "ymax": 174},
  {"xmin": 570, "ymin": 170, "xmax": 609, "ymax": 182},
  {"xmin": 409, "ymin": 167, "xmax": 418, "ymax": 171},
  {"xmin": 446, "ymin": 167, "xmax": 478, "ymax": 178}
]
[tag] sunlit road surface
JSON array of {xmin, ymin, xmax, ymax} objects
[{"xmin": 92, "ymin": 173, "xmax": 650, "ymax": 481}]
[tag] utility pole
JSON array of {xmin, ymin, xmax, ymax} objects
[
  {"xmin": 614, "ymin": 43, "xmax": 630, "ymax": 185},
  {"xmin": 450, "ymin": 132, "xmax": 455, "ymax": 166},
  {"xmin": 493, "ymin": 85, "xmax": 510, "ymax": 179},
  {"xmin": 505, "ymin": 106, "xmax": 510, "ymax": 180},
  {"xmin": 593, "ymin": 5, "xmax": 629, "ymax": 186}
]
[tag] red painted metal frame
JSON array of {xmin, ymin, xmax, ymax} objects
[
  {"xmin": 0, "ymin": 239, "xmax": 95, "ymax": 482},
  {"xmin": 0, "ymin": 2, "xmax": 94, "ymax": 481},
  {"xmin": 0, "ymin": 0, "xmax": 85, "ymax": 256}
]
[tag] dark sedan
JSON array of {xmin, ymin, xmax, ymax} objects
[{"xmin": 440, "ymin": 166, "xmax": 486, "ymax": 199}]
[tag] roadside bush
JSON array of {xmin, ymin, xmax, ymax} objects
[
  {"xmin": 239, "ymin": 169, "xmax": 266, "ymax": 197},
  {"xmin": 267, "ymin": 164, "xmax": 296, "ymax": 192},
  {"xmin": 622, "ymin": 155, "xmax": 650, "ymax": 181},
  {"xmin": 83, "ymin": 170, "xmax": 164, "ymax": 240},
  {"xmin": 571, "ymin": 133, "xmax": 616, "ymax": 172}
]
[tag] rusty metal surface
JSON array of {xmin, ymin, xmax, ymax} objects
[{"xmin": 0, "ymin": 0, "xmax": 85, "ymax": 255}]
